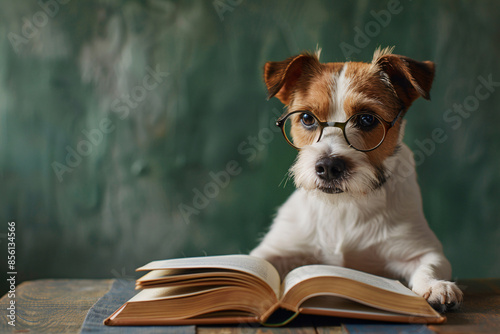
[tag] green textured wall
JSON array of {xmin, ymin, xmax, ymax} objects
[{"xmin": 1, "ymin": 0, "xmax": 499, "ymax": 293}]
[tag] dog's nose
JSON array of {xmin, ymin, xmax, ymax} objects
[{"xmin": 315, "ymin": 157, "xmax": 346, "ymax": 180}]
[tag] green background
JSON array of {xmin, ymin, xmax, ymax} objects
[{"xmin": 0, "ymin": 0, "xmax": 499, "ymax": 293}]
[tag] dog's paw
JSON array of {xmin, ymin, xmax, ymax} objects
[{"xmin": 412, "ymin": 280, "xmax": 463, "ymax": 312}]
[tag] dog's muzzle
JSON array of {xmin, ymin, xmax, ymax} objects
[{"xmin": 315, "ymin": 156, "xmax": 347, "ymax": 194}]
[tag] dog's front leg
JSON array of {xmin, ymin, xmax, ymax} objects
[{"xmin": 405, "ymin": 252, "xmax": 463, "ymax": 312}]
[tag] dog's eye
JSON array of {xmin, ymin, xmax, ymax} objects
[
  {"xmin": 356, "ymin": 114, "xmax": 378, "ymax": 130},
  {"xmin": 300, "ymin": 113, "xmax": 317, "ymax": 128}
]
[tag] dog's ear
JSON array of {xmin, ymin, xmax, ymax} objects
[
  {"xmin": 375, "ymin": 53, "xmax": 435, "ymax": 108},
  {"xmin": 264, "ymin": 53, "xmax": 321, "ymax": 105}
]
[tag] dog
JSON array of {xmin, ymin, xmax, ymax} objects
[{"xmin": 250, "ymin": 47, "xmax": 462, "ymax": 311}]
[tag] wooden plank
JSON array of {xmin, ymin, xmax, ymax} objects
[
  {"xmin": 197, "ymin": 326, "xmax": 317, "ymax": 334},
  {"xmin": 314, "ymin": 326, "xmax": 343, "ymax": 334},
  {"xmin": 341, "ymin": 324, "xmax": 435, "ymax": 333},
  {"xmin": 0, "ymin": 279, "xmax": 113, "ymax": 333}
]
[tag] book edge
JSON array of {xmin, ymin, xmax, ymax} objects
[{"xmin": 298, "ymin": 306, "xmax": 446, "ymax": 324}]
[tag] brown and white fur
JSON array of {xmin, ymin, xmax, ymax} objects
[{"xmin": 250, "ymin": 47, "xmax": 462, "ymax": 311}]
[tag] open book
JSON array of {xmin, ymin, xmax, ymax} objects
[{"xmin": 104, "ymin": 255, "xmax": 445, "ymax": 326}]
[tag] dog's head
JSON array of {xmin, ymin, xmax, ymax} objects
[{"xmin": 265, "ymin": 47, "xmax": 434, "ymax": 197}]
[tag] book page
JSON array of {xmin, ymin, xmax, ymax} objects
[
  {"xmin": 129, "ymin": 285, "xmax": 221, "ymax": 302},
  {"xmin": 137, "ymin": 255, "xmax": 281, "ymax": 297},
  {"xmin": 283, "ymin": 265, "xmax": 415, "ymax": 297},
  {"xmin": 301, "ymin": 295, "xmax": 413, "ymax": 318}
]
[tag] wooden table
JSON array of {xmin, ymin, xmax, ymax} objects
[{"xmin": 0, "ymin": 278, "xmax": 498, "ymax": 333}]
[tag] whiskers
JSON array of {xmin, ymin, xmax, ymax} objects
[{"xmin": 279, "ymin": 170, "xmax": 294, "ymax": 189}]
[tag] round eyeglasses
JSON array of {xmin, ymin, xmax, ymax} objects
[{"xmin": 276, "ymin": 109, "xmax": 403, "ymax": 152}]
